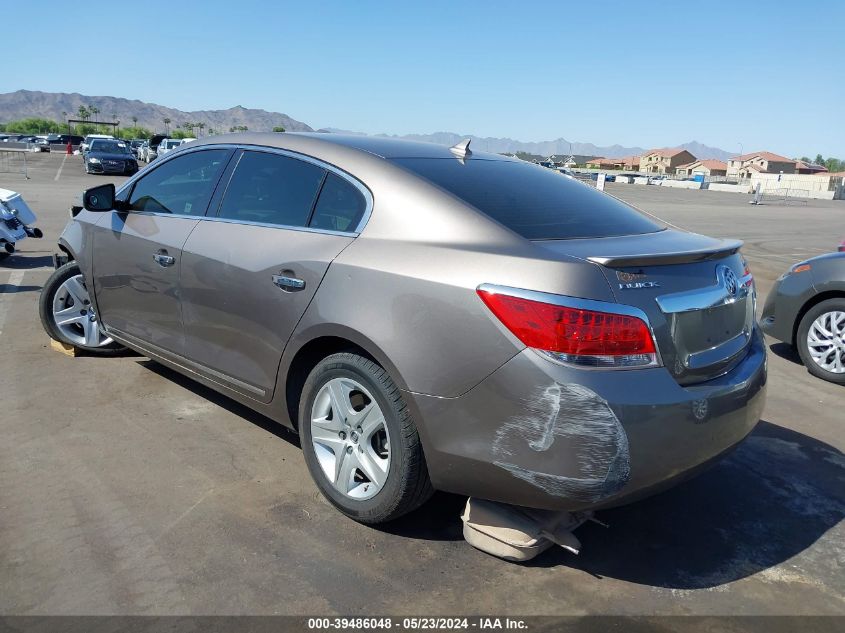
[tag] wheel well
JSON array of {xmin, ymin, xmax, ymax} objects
[
  {"xmin": 792, "ymin": 290, "xmax": 845, "ymax": 345},
  {"xmin": 284, "ymin": 336, "xmax": 376, "ymax": 431},
  {"xmin": 58, "ymin": 244, "xmax": 74, "ymax": 261}
]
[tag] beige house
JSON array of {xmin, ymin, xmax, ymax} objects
[
  {"xmin": 727, "ymin": 151, "xmax": 797, "ymax": 178},
  {"xmin": 640, "ymin": 148, "xmax": 696, "ymax": 174},
  {"xmin": 585, "ymin": 156, "xmax": 640, "ymax": 170},
  {"xmin": 675, "ymin": 159, "xmax": 728, "ymax": 178}
]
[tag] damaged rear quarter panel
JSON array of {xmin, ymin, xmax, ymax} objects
[
  {"xmin": 492, "ymin": 383, "xmax": 630, "ymax": 504},
  {"xmin": 414, "ymin": 335, "xmax": 765, "ymax": 511}
]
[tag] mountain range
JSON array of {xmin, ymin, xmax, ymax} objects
[{"xmin": 1, "ymin": 90, "xmax": 733, "ymax": 160}]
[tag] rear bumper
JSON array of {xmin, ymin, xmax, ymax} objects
[{"xmin": 412, "ymin": 327, "xmax": 767, "ymax": 511}]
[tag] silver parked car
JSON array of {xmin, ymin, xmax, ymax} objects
[{"xmin": 40, "ymin": 133, "xmax": 767, "ymax": 524}]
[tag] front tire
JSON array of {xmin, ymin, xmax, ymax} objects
[
  {"xmin": 796, "ymin": 298, "xmax": 845, "ymax": 385},
  {"xmin": 299, "ymin": 352, "xmax": 433, "ymax": 524},
  {"xmin": 39, "ymin": 262, "xmax": 125, "ymax": 355}
]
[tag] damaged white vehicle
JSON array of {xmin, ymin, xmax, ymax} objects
[{"xmin": 0, "ymin": 188, "xmax": 43, "ymax": 259}]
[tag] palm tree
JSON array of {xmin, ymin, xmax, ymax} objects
[
  {"xmin": 90, "ymin": 106, "xmax": 99, "ymax": 120},
  {"xmin": 163, "ymin": 118, "xmax": 171, "ymax": 134},
  {"xmin": 77, "ymin": 105, "xmax": 89, "ymax": 122},
  {"xmin": 197, "ymin": 122, "xmax": 205, "ymax": 137},
  {"xmin": 131, "ymin": 116, "xmax": 138, "ymax": 132}
]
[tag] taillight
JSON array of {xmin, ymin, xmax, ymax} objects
[
  {"xmin": 477, "ymin": 287, "xmax": 659, "ymax": 369},
  {"xmin": 838, "ymin": 239, "xmax": 845, "ymax": 253},
  {"xmin": 741, "ymin": 256, "xmax": 754, "ymax": 287}
]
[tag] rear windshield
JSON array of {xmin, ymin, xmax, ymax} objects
[{"xmin": 392, "ymin": 158, "xmax": 665, "ymax": 240}]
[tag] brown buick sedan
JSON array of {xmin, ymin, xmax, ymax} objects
[{"xmin": 39, "ymin": 133, "xmax": 766, "ymax": 523}]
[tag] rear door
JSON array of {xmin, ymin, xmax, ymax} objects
[
  {"xmin": 179, "ymin": 149, "xmax": 368, "ymax": 402},
  {"xmin": 92, "ymin": 148, "xmax": 233, "ymax": 355}
]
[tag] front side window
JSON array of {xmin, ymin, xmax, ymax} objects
[
  {"xmin": 218, "ymin": 151, "xmax": 326, "ymax": 227},
  {"xmin": 128, "ymin": 149, "xmax": 230, "ymax": 215}
]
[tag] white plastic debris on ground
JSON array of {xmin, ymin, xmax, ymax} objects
[{"xmin": 461, "ymin": 497, "xmax": 594, "ymax": 562}]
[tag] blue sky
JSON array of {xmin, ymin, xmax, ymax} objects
[{"xmin": 3, "ymin": 1, "xmax": 842, "ymax": 156}]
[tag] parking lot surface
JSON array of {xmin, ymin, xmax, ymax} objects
[{"xmin": 1, "ymin": 152, "xmax": 843, "ymax": 616}]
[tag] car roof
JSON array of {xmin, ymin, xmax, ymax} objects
[{"xmin": 192, "ymin": 132, "xmax": 512, "ymax": 161}]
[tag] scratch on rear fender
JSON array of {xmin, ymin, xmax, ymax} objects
[{"xmin": 492, "ymin": 383, "xmax": 630, "ymax": 503}]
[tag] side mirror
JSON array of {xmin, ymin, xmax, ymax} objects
[{"xmin": 82, "ymin": 183, "xmax": 116, "ymax": 212}]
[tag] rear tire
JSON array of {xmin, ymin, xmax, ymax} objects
[
  {"xmin": 299, "ymin": 352, "xmax": 433, "ymax": 524},
  {"xmin": 796, "ymin": 298, "xmax": 845, "ymax": 385}
]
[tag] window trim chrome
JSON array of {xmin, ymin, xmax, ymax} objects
[
  {"xmin": 476, "ymin": 283, "xmax": 663, "ymax": 370},
  {"xmin": 116, "ymin": 143, "xmax": 374, "ymax": 237}
]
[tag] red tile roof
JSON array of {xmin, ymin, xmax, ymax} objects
[
  {"xmin": 697, "ymin": 159, "xmax": 728, "ymax": 170},
  {"xmin": 731, "ymin": 151, "xmax": 792, "ymax": 163},
  {"xmin": 644, "ymin": 147, "xmax": 689, "ymax": 158},
  {"xmin": 795, "ymin": 160, "xmax": 828, "ymax": 172},
  {"xmin": 677, "ymin": 159, "xmax": 727, "ymax": 171}
]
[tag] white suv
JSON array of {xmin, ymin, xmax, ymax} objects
[
  {"xmin": 155, "ymin": 138, "xmax": 182, "ymax": 160},
  {"xmin": 79, "ymin": 134, "xmax": 115, "ymax": 154}
]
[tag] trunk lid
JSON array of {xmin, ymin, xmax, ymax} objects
[{"xmin": 535, "ymin": 230, "xmax": 755, "ymax": 385}]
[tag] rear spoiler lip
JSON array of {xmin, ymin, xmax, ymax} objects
[{"xmin": 586, "ymin": 239, "xmax": 744, "ymax": 267}]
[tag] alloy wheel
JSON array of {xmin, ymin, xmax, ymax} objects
[
  {"xmin": 310, "ymin": 377, "xmax": 390, "ymax": 500},
  {"xmin": 806, "ymin": 310, "xmax": 845, "ymax": 373},
  {"xmin": 51, "ymin": 274, "xmax": 114, "ymax": 348}
]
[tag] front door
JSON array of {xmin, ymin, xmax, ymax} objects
[
  {"xmin": 92, "ymin": 148, "xmax": 233, "ymax": 355},
  {"xmin": 180, "ymin": 149, "xmax": 368, "ymax": 401}
]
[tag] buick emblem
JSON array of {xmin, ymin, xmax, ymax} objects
[
  {"xmin": 719, "ymin": 265, "xmax": 738, "ymax": 297},
  {"xmin": 691, "ymin": 398, "xmax": 709, "ymax": 422}
]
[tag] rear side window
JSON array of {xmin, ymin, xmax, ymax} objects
[
  {"xmin": 128, "ymin": 149, "xmax": 230, "ymax": 215},
  {"xmin": 218, "ymin": 151, "xmax": 326, "ymax": 227},
  {"xmin": 392, "ymin": 158, "xmax": 665, "ymax": 239},
  {"xmin": 309, "ymin": 173, "xmax": 366, "ymax": 232}
]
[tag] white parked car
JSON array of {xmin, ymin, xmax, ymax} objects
[
  {"xmin": 155, "ymin": 138, "xmax": 182, "ymax": 160},
  {"xmin": 79, "ymin": 134, "xmax": 115, "ymax": 154}
]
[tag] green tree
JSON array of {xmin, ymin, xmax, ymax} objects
[
  {"xmin": 77, "ymin": 105, "xmax": 89, "ymax": 122},
  {"xmin": 163, "ymin": 117, "xmax": 171, "ymax": 133},
  {"xmin": 2, "ymin": 118, "xmax": 64, "ymax": 134},
  {"xmin": 815, "ymin": 154, "xmax": 824, "ymax": 165},
  {"xmin": 272, "ymin": 126, "xmax": 286, "ymax": 133},
  {"xmin": 197, "ymin": 122, "xmax": 205, "ymax": 137}
]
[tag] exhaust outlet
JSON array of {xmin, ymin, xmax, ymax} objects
[{"xmin": 24, "ymin": 226, "xmax": 43, "ymax": 238}]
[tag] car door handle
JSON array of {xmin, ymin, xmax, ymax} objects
[
  {"xmin": 272, "ymin": 275, "xmax": 306, "ymax": 291},
  {"xmin": 153, "ymin": 252, "xmax": 175, "ymax": 267}
]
